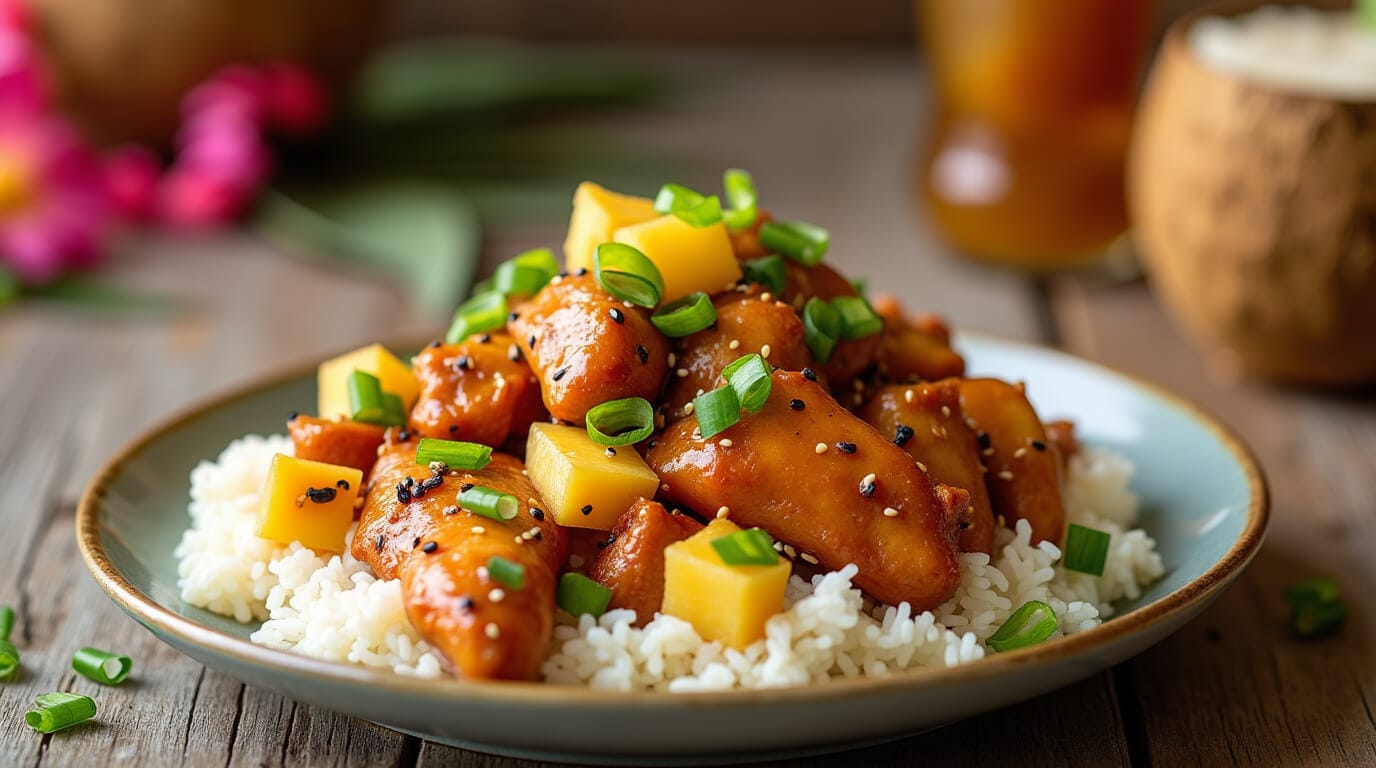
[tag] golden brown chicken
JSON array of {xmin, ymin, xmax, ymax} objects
[
  {"xmin": 287, "ymin": 414, "xmax": 385, "ymax": 474},
  {"xmin": 585, "ymin": 499, "xmax": 703, "ymax": 625},
  {"xmin": 781, "ymin": 262, "xmax": 882, "ymax": 389},
  {"xmin": 408, "ymin": 334, "xmax": 546, "ymax": 446},
  {"xmin": 872, "ymin": 296, "xmax": 967, "ymax": 383}
]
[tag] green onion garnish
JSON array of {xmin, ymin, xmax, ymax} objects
[
  {"xmin": 585, "ymin": 397, "xmax": 655, "ymax": 446},
  {"xmin": 694, "ymin": 386, "xmax": 741, "ymax": 440},
  {"xmin": 651, "ymin": 292, "xmax": 716, "ymax": 338},
  {"xmin": 710, "ymin": 528, "xmax": 780, "ymax": 566},
  {"xmin": 987, "ymin": 600, "xmax": 1058, "ymax": 652},
  {"xmin": 832, "ymin": 296, "xmax": 883, "ymax": 340},
  {"xmin": 722, "ymin": 168, "xmax": 758, "ymax": 230},
  {"xmin": 594, "ymin": 243, "xmax": 664, "ymax": 308},
  {"xmin": 740, "ymin": 254, "xmax": 787, "ymax": 295},
  {"xmin": 0, "ymin": 605, "xmax": 13, "ymax": 641},
  {"xmin": 72, "ymin": 648, "xmax": 132, "ymax": 686},
  {"xmin": 1062, "ymin": 524, "xmax": 1111, "ymax": 576},
  {"xmin": 493, "ymin": 248, "xmax": 560, "ymax": 298},
  {"xmin": 0, "ymin": 640, "xmax": 17, "ymax": 681},
  {"xmin": 653, "ymin": 183, "xmax": 724, "ymax": 228},
  {"xmin": 347, "ymin": 371, "xmax": 405, "ymax": 427},
  {"xmin": 802, "ymin": 297, "xmax": 842, "ymax": 363},
  {"xmin": 850, "ymin": 277, "xmax": 868, "ymax": 297},
  {"xmin": 445, "ymin": 291, "xmax": 509, "ymax": 344},
  {"xmin": 1283, "ymin": 576, "xmax": 1347, "ymax": 639},
  {"xmin": 759, "ymin": 220, "xmax": 830, "ymax": 266},
  {"xmin": 25, "ymin": 692, "xmax": 96, "ymax": 733},
  {"xmin": 722, "ymin": 354, "xmax": 772, "ymax": 413},
  {"xmin": 556, "ymin": 573, "xmax": 613, "ymax": 618},
  {"xmin": 487, "ymin": 556, "xmax": 525, "ymax": 590},
  {"xmin": 458, "ymin": 485, "xmax": 519, "ymax": 522},
  {"xmin": 414, "ymin": 438, "xmax": 492, "ymax": 470},
  {"xmin": 381, "ymin": 393, "xmax": 405, "ymax": 427}
]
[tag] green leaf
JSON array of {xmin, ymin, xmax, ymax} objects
[{"xmin": 253, "ymin": 179, "xmax": 481, "ymax": 315}]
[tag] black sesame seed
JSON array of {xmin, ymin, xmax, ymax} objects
[
  {"xmin": 530, "ymin": 507, "xmax": 544, "ymax": 521},
  {"xmin": 977, "ymin": 432, "xmax": 992, "ymax": 450},
  {"xmin": 336, "ymin": 479, "xmax": 351, "ymax": 490},
  {"xmin": 460, "ymin": 483, "xmax": 475, "ymax": 492},
  {"xmin": 605, "ymin": 447, "xmax": 617, "ymax": 457},
  {"xmin": 835, "ymin": 441, "xmax": 857, "ymax": 454},
  {"xmin": 508, "ymin": 311, "xmax": 520, "ymax": 322},
  {"xmin": 527, "ymin": 335, "xmax": 536, "ymax": 348},
  {"xmin": 479, "ymin": 333, "xmax": 492, "ymax": 343},
  {"xmin": 575, "ymin": 267, "xmax": 588, "ymax": 277},
  {"xmin": 396, "ymin": 486, "xmax": 412, "ymax": 504},
  {"xmin": 398, "ymin": 430, "xmax": 412, "ymax": 442},
  {"xmin": 636, "ymin": 344, "xmax": 649, "ymax": 364},
  {"xmin": 422, "ymin": 541, "xmax": 439, "ymax": 554},
  {"xmin": 552, "ymin": 366, "xmax": 569, "ymax": 382},
  {"xmin": 375, "ymin": 534, "xmax": 385, "ymax": 552},
  {"xmin": 413, "ymin": 487, "xmax": 426, "ymax": 499},
  {"xmin": 428, "ymin": 340, "xmax": 442, "ymax": 348},
  {"xmin": 802, "ymin": 368, "xmax": 818, "ymax": 382},
  {"xmin": 287, "ymin": 410, "xmax": 299, "ymax": 422},
  {"xmin": 459, "ymin": 596, "xmax": 475, "ymax": 612},
  {"xmin": 531, "ymin": 530, "xmax": 543, "ymax": 541},
  {"xmin": 597, "ymin": 534, "xmax": 615, "ymax": 550},
  {"xmin": 508, "ymin": 345, "xmax": 522, "ymax": 362},
  {"xmin": 609, "ymin": 307, "xmax": 625, "ymax": 324},
  {"xmin": 958, "ymin": 520, "xmax": 971, "ymax": 530},
  {"xmin": 412, "ymin": 537, "xmax": 421, "ymax": 548},
  {"xmin": 789, "ymin": 398, "xmax": 805, "ymax": 411},
  {"xmin": 647, "ymin": 440, "xmax": 657, "ymax": 449},
  {"xmin": 859, "ymin": 479, "xmax": 876, "ymax": 497},
  {"xmin": 581, "ymin": 504, "xmax": 593, "ymax": 516},
  {"xmin": 455, "ymin": 355, "xmax": 472, "ymax": 370},
  {"xmin": 1031, "ymin": 440, "xmax": 1047, "ymax": 452},
  {"xmin": 421, "ymin": 475, "xmax": 443, "ymax": 490},
  {"xmin": 449, "ymin": 424, "xmax": 459, "ymax": 433},
  {"xmin": 404, "ymin": 476, "xmax": 416, "ymax": 488},
  {"xmin": 893, "ymin": 424, "xmax": 914, "ymax": 448}
]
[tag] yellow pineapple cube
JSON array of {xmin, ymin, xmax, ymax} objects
[
  {"xmin": 524, "ymin": 423, "xmax": 660, "ymax": 530},
  {"xmin": 661, "ymin": 519, "xmax": 791, "ymax": 649},
  {"xmin": 257, "ymin": 454, "xmax": 363, "ymax": 552},
  {"xmin": 563, "ymin": 182, "xmax": 659, "ymax": 274},
  {"xmin": 317, "ymin": 343, "xmax": 419, "ymax": 421},
  {"xmin": 612, "ymin": 215, "xmax": 742, "ymax": 303}
]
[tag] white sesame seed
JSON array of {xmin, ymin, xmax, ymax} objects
[
  {"xmin": 489, "ymin": 588, "xmax": 506, "ymax": 603},
  {"xmin": 716, "ymin": 506, "xmax": 730, "ymax": 519},
  {"xmin": 1013, "ymin": 447, "xmax": 1027, "ymax": 459},
  {"xmin": 623, "ymin": 300, "xmax": 635, "ymax": 309},
  {"xmin": 471, "ymin": 525, "xmax": 486, "ymax": 534},
  {"xmin": 514, "ymin": 535, "xmax": 525, "ymax": 544},
  {"xmin": 815, "ymin": 442, "xmax": 829, "ymax": 454},
  {"xmin": 801, "ymin": 552, "xmax": 819, "ymax": 564},
  {"xmin": 883, "ymin": 507, "xmax": 900, "ymax": 518},
  {"xmin": 760, "ymin": 292, "xmax": 773, "ymax": 303},
  {"xmin": 477, "ymin": 566, "xmax": 489, "ymax": 580},
  {"xmin": 550, "ymin": 275, "xmax": 564, "ymax": 284},
  {"xmin": 966, "ymin": 417, "xmax": 978, "ymax": 429},
  {"xmin": 772, "ymin": 541, "xmax": 784, "ymax": 551},
  {"xmin": 667, "ymin": 353, "xmax": 677, "ymax": 367},
  {"xmin": 760, "ymin": 344, "xmax": 772, "ymax": 359},
  {"xmin": 676, "ymin": 368, "xmax": 689, "ymax": 378},
  {"xmin": 852, "ymin": 379, "xmax": 865, "ymax": 391},
  {"xmin": 915, "ymin": 460, "xmax": 928, "ymax": 473},
  {"xmin": 998, "ymin": 470, "xmax": 1015, "ymax": 481},
  {"xmin": 783, "ymin": 544, "xmax": 797, "ymax": 558},
  {"xmin": 683, "ymin": 402, "xmax": 695, "ymax": 416},
  {"xmin": 691, "ymin": 428, "xmax": 703, "ymax": 440},
  {"xmin": 862, "ymin": 472, "xmax": 877, "ymax": 485},
  {"xmin": 719, "ymin": 438, "xmax": 733, "ymax": 448},
  {"xmin": 728, "ymin": 339, "xmax": 741, "ymax": 350},
  {"xmin": 983, "ymin": 447, "xmax": 995, "ymax": 457},
  {"xmin": 484, "ymin": 623, "xmax": 501, "ymax": 639},
  {"xmin": 941, "ymin": 405, "xmax": 951, "ymax": 418},
  {"xmin": 661, "ymin": 483, "xmax": 671, "ymax": 492},
  {"xmin": 904, "ymin": 389, "xmax": 915, "ymax": 403}
]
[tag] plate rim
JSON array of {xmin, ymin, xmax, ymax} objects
[{"xmin": 76, "ymin": 333, "xmax": 1269, "ymax": 709}]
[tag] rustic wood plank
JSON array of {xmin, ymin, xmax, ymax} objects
[{"xmin": 1050, "ymin": 278, "xmax": 1376, "ymax": 767}]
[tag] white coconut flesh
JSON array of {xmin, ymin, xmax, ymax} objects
[{"xmin": 1190, "ymin": 7, "xmax": 1376, "ymax": 99}]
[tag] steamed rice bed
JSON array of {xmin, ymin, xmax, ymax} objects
[{"xmin": 175, "ymin": 434, "xmax": 1162, "ymax": 691}]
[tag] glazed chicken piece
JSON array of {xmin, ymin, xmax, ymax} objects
[
  {"xmin": 872, "ymin": 296, "xmax": 966, "ymax": 383},
  {"xmin": 958, "ymin": 378, "xmax": 1067, "ymax": 546},
  {"xmin": 408, "ymin": 334, "xmax": 546, "ymax": 446},
  {"xmin": 1045, "ymin": 419, "xmax": 1080, "ymax": 466},
  {"xmin": 585, "ymin": 499, "xmax": 703, "ymax": 625},
  {"xmin": 858, "ymin": 381, "xmax": 995, "ymax": 554},
  {"xmin": 661, "ymin": 286, "xmax": 817, "ymax": 423},
  {"xmin": 508, "ymin": 273, "xmax": 671, "ymax": 423},
  {"xmin": 647, "ymin": 371, "xmax": 961, "ymax": 610},
  {"xmin": 781, "ymin": 261, "xmax": 882, "ymax": 389},
  {"xmin": 353, "ymin": 435, "xmax": 567, "ymax": 680},
  {"xmin": 286, "ymin": 414, "xmax": 385, "ymax": 474},
  {"xmin": 727, "ymin": 211, "xmax": 771, "ymax": 260}
]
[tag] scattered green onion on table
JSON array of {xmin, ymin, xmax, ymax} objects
[
  {"xmin": 26, "ymin": 692, "xmax": 97, "ymax": 734},
  {"xmin": 73, "ymin": 647, "xmax": 132, "ymax": 686},
  {"xmin": 1283, "ymin": 576, "xmax": 1347, "ymax": 639}
]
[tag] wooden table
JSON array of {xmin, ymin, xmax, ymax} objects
[{"xmin": 2, "ymin": 49, "xmax": 1372, "ymax": 767}]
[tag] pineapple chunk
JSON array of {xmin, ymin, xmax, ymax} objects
[
  {"xmin": 612, "ymin": 215, "xmax": 742, "ymax": 304},
  {"xmin": 563, "ymin": 182, "xmax": 659, "ymax": 274},
  {"xmin": 662, "ymin": 519, "xmax": 791, "ymax": 649},
  {"xmin": 257, "ymin": 454, "xmax": 363, "ymax": 552},
  {"xmin": 317, "ymin": 343, "xmax": 419, "ymax": 421},
  {"xmin": 525, "ymin": 423, "xmax": 660, "ymax": 530}
]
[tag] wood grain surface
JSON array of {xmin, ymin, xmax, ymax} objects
[{"xmin": 1, "ymin": 48, "xmax": 1371, "ymax": 767}]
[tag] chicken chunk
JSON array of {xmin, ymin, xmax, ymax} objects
[
  {"xmin": 408, "ymin": 334, "xmax": 546, "ymax": 446},
  {"xmin": 781, "ymin": 261, "xmax": 882, "ymax": 389},
  {"xmin": 286, "ymin": 414, "xmax": 385, "ymax": 475},
  {"xmin": 872, "ymin": 296, "xmax": 966, "ymax": 383},
  {"xmin": 585, "ymin": 499, "xmax": 703, "ymax": 625}
]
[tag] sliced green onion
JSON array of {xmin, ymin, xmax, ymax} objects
[
  {"xmin": 487, "ymin": 556, "xmax": 525, "ymax": 591},
  {"xmin": 832, "ymin": 296, "xmax": 883, "ymax": 340},
  {"xmin": 850, "ymin": 277, "xmax": 868, "ymax": 297},
  {"xmin": 651, "ymin": 292, "xmax": 716, "ymax": 337},
  {"xmin": 470, "ymin": 277, "xmax": 494, "ymax": 296},
  {"xmin": 1063, "ymin": 524, "xmax": 1111, "ymax": 576},
  {"xmin": 585, "ymin": 397, "xmax": 655, "ymax": 446},
  {"xmin": 740, "ymin": 254, "xmax": 787, "ymax": 295},
  {"xmin": 722, "ymin": 354, "xmax": 772, "ymax": 413},
  {"xmin": 802, "ymin": 297, "xmax": 842, "ymax": 363},
  {"xmin": 987, "ymin": 600, "xmax": 1058, "ymax": 652},
  {"xmin": 347, "ymin": 370, "xmax": 403, "ymax": 426},
  {"xmin": 759, "ymin": 220, "xmax": 830, "ymax": 266},
  {"xmin": 0, "ymin": 640, "xmax": 17, "ymax": 681},
  {"xmin": 653, "ymin": 183, "xmax": 724, "ymax": 228},
  {"xmin": 0, "ymin": 605, "xmax": 12, "ymax": 642},
  {"xmin": 445, "ymin": 291, "xmax": 509, "ymax": 344},
  {"xmin": 458, "ymin": 485, "xmax": 518, "ymax": 521},
  {"xmin": 722, "ymin": 169, "xmax": 758, "ymax": 230},
  {"xmin": 72, "ymin": 648, "xmax": 131, "ymax": 686},
  {"xmin": 414, "ymin": 438, "xmax": 492, "ymax": 470},
  {"xmin": 1283, "ymin": 576, "xmax": 1340, "ymax": 606},
  {"xmin": 710, "ymin": 528, "xmax": 779, "ymax": 566},
  {"xmin": 381, "ymin": 393, "xmax": 406, "ymax": 427},
  {"xmin": 494, "ymin": 248, "xmax": 560, "ymax": 297},
  {"xmin": 693, "ymin": 386, "xmax": 741, "ymax": 440},
  {"xmin": 1283, "ymin": 576, "xmax": 1347, "ymax": 638},
  {"xmin": 557, "ymin": 573, "xmax": 613, "ymax": 618},
  {"xmin": 594, "ymin": 243, "xmax": 664, "ymax": 308},
  {"xmin": 25, "ymin": 692, "xmax": 96, "ymax": 733}
]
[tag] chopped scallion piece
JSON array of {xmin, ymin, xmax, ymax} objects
[
  {"xmin": 740, "ymin": 254, "xmax": 787, "ymax": 295},
  {"xmin": 72, "ymin": 648, "xmax": 131, "ymax": 686},
  {"xmin": 1283, "ymin": 576, "xmax": 1347, "ymax": 639},
  {"xmin": 494, "ymin": 248, "xmax": 559, "ymax": 297},
  {"xmin": 0, "ymin": 605, "xmax": 12, "ymax": 642},
  {"xmin": 653, "ymin": 183, "xmax": 724, "ymax": 228},
  {"xmin": 722, "ymin": 354, "xmax": 772, "ymax": 413},
  {"xmin": 1063, "ymin": 524, "xmax": 1111, "ymax": 576},
  {"xmin": 445, "ymin": 291, "xmax": 509, "ymax": 344},
  {"xmin": 347, "ymin": 370, "xmax": 403, "ymax": 426},
  {"xmin": 802, "ymin": 297, "xmax": 842, "ymax": 363},
  {"xmin": 594, "ymin": 243, "xmax": 664, "ymax": 308},
  {"xmin": 381, "ymin": 393, "xmax": 406, "ymax": 428},
  {"xmin": 987, "ymin": 600, "xmax": 1058, "ymax": 652},
  {"xmin": 722, "ymin": 169, "xmax": 758, "ymax": 230},
  {"xmin": 850, "ymin": 277, "xmax": 868, "ymax": 297},
  {"xmin": 458, "ymin": 485, "xmax": 519, "ymax": 522},
  {"xmin": 25, "ymin": 692, "xmax": 96, "ymax": 733},
  {"xmin": 556, "ymin": 573, "xmax": 613, "ymax": 618},
  {"xmin": 832, "ymin": 296, "xmax": 883, "ymax": 340},
  {"xmin": 651, "ymin": 292, "xmax": 716, "ymax": 337},
  {"xmin": 414, "ymin": 438, "xmax": 492, "ymax": 470},
  {"xmin": 759, "ymin": 220, "xmax": 829, "ymax": 266},
  {"xmin": 585, "ymin": 397, "xmax": 655, "ymax": 446},
  {"xmin": 487, "ymin": 556, "xmax": 525, "ymax": 590},
  {"xmin": 710, "ymin": 528, "xmax": 779, "ymax": 566},
  {"xmin": 0, "ymin": 640, "xmax": 18, "ymax": 681},
  {"xmin": 694, "ymin": 386, "xmax": 741, "ymax": 440}
]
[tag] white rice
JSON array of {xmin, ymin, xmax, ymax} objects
[{"xmin": 176, "ymin": 435, "xmax": 1163, "ymax": 690}]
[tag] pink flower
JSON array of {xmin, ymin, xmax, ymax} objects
[
  {"xmin": 104, "ymin": 144, "xmax": 161, "ymax": 221},
  {"xmin": 260, "ymin": 62, "xmax": 329, "ymax": 137}
]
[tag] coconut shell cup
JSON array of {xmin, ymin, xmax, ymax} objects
[{"xmin": 1130, "ymin": 0, "xmax": 1376, "ymax": 387}]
